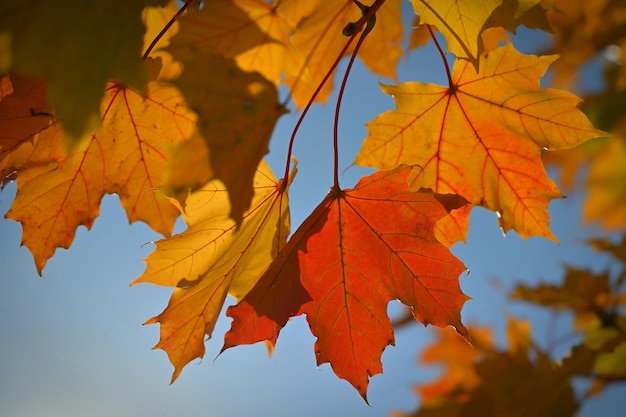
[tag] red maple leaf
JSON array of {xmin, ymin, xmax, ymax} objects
[{"xmin": 223, "ymin": 167, "xmax": 470, "ymax": 399}]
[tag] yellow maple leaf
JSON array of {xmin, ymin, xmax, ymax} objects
[
  {"xmin": 5, "ymin": 125, "xmax": 105, "ymax": 273},
  {"xmin": 410, "ymin": 0, "xmax": 549, "ymax": 69},
  {"xmin": 356, "ymin": 43, "xmax": 603, "ymax": 241},
  {"xmin": 134, "ymin": 160, "xmax": 293, "ymax": 382},
  {"xmin": 5, "ymin": 80, "xmax": 196, "ymax": 273}
]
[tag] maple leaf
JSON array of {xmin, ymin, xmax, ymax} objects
[
  {"xmin": 0, "ymin": 0, "xmax": 168, "ymax": 142},
  {"xmin": 417, "ymin": 326, "xmax": 493, "ymax": 405},
  {"xmin": 588, "ymin": 236, "xmax": 626, "ymax": 268},
  {"xmin": 5, "ymin": 125, "xmax": 106, "ymax": 273},
  {"xmin": 167, "ymin": 0, "xmax": 305, "ymax": 87},
  {"xmin": 584, "ymin": 136, "xmax": 626, "ymax": 230},
  {"xmin": 5, "ymin": 79, "xmax": 196, "ymax": 273},
  {"xmin": 166, "ymin": 41, "xmax": 285, "ymax": 223},
  {"xmin": 356, "ymin": 43, "xmax": 603, "ymax": 241},
  {"xmin": 397, "ymin": 320, "xmax": 536, "ymax": 417},
  {"xmin": 134, "ymin": 160, "xmax": 292, "ymax": 382},
  {"xmin": 544, "ymin": 0, "xmax": 626, "ymax": 88},
  {"xmin": 467, "ymin": 351, "xmax": 577, "ymax": 417},
  {"xmin": 511, "ymin": 267, "xmax": 622, "ymax": 330},
  {"xmin": 409, "ymin": 0, "xmax": 550, "ymax": 69},
  {"xmin": 224, "ymin": 167, "xmax": 469, "ymax": 399}
]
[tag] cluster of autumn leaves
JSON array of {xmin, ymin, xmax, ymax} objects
[
  {"xmin": 1, "ymin": 0, "xmax": 625, "ymax": 410},
  {"xmin": 393, "ymin": 236, "xmax": 626, "ymax": 417}
]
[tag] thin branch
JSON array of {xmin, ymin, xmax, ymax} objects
[
  {"xmin": 333, "ymin": 22, "xmax": 372, "ymax": 188},
  {"xmin": 142, "ymin": 0, "xmax": 195, "ymax": 59},
  {"xmin": 282, "ymin": 0, "xmax": 386, "ymax": 183}
]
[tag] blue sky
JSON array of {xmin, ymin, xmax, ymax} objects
[{"xmin": 1, "ymin": 4, "xmax": 625, "ymax": 416}]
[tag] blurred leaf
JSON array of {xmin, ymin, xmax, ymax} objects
[{"xmin": 0, "ymin": 0, "xmax": 168, "ymax": 141}]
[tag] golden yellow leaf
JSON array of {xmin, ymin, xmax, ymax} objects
[
  {"xmin": 282, "ymin": 0, "xmax": 359, "ymax": 107},
  {"xmin": 356, "ymin": 43, "xmax": 603, "ymax": 240},
  {"xmin": 356, "ymin": 0, "xmax": 404, "ymax": 79},
  {"xmin": 142, "ymin": 0, "xmax": 184, "ymax": 80},
  {"xmin": 6, "ymin": 80, "xmax": 196, "ymax": 273},
  {"xmin": 135, "ymin": 160, "xmax": 293, "ymax": 382},
  {"xmin": 410, "ymin": 0, "xmax": 502, "ymax": 67},
  {"xmin": 6, "ymin": 125, "xmax": 104, "ymax": 273},
  {"xmin": 230, "ymin": 0, "xmax": 314, "ymax": 86},
  {"xmin": 410, "ymin": 0, "xmax": 549, "ymax": 69}
]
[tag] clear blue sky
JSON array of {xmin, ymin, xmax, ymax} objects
[{"xmin": 1, "ymin": 4, "xmax": 625, "ymax": 416}]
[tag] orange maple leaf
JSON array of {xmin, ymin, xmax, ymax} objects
[
  {"xmin": 418, "ymin": 326, "xmax": 493, "ymax": 404},
  {"xmin": 6, "ymin": 80, "xmax": 196, "ymax": 273},
  {"xmin": 224, "ymin": 167, "xmax": 469, "ymax": 399},
  {"xmin": 134, "ymin": 160, "xmax": 292, "ymax": 382},
  {"xmin": 356, "ymin": 43, "xmax": 603, "ymax": 241}
]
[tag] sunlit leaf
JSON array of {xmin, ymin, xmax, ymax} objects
[
  {"xmin": 6, "ymin": 80, "xmax": 196, "ymax": 273},
  {"xmin": 225, "ymin": 167, "xmax": 469, "ymax": 399},
  {"xmin": 135, "ymin": 160, "xmax": 292, "ymax": 382},
  {"xmin": 410, "ymin": 0, "xmax": 549, "ymax": 69},
  {"xmin": 356, "ymin": 43, "xmax": 603, "ymax": 240}
]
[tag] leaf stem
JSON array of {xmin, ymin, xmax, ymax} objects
[
  {"xmin": 333, "ymin": 26, "xmax": 371, "ymax": 188},
  {"xmin": 142, "ymin": 0, "xmax": 195, "ymax": 59},
  {"xmin": 427, "ymin": 25, "xmax": 454, "ymax": 89},
  {"xmin": 282, "ymin": 0, "xmax": 386, "ymax": 184}
]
